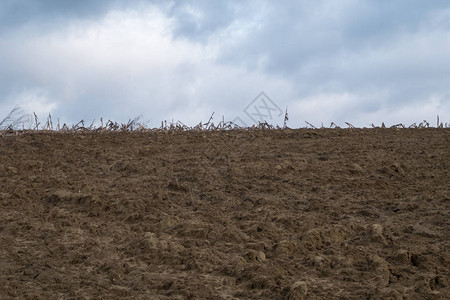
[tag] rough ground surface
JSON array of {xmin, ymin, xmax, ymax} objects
[{"xmin": 0, "ymin": 129, "xmax": 449, "ymax": 299}]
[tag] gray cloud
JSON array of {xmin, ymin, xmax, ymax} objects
[
  {"xmin": 0, "ymin": 0, "xmax": 117, "ymax": 29},
  {"xmin": 162, "ymin": 0, "xmax": 259, "ymax": 41},
  {"xmin": 208, "ymin": 1, "xmax": 450, "ymax": 120}
]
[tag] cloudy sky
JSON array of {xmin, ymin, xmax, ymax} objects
[{"xmin": 1, "ymin": 0, "xmax": 449, "ymax": 128}]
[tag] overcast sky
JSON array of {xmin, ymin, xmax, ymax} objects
[{"xmin": 1, "ymin": 0, "xmax": 449, "ymax": 128}]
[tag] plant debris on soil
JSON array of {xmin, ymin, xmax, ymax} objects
[{"xmin": 0, "ymin": 128, "xmax": 449, "ymax": 299}]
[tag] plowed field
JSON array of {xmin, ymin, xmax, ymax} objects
[{"xmin": 0, "ymin": 129, "xmax": 449, "ymax": 299}]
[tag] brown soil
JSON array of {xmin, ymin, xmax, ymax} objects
[{"xmin": 0, "ymin": 129, "xmax": 449, "ymax": 299}]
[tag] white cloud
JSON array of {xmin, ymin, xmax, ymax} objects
[
  {"xmin": 0, "ymin": 4, "xmax": 297, "ymax": 127},
  {"xmin": 288, "ymin": 92, "xmax": 449, "ymax": 128},
  {"xmin": 0, "ymin": 1, "xmax": 449, "ymax": 128},
  {"xmin": 16, "ymin": 90, "xmax": 58, "ymax": 117}
]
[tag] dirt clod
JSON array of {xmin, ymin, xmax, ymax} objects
[
  {"xmin": 288, "ymin": 281, "xmax": 308, "ymax": 300},
  {"xmin": 369, "ymin": 224, "xmax": 388, "ymax": 245},
  {"xmin": 243, "ymin": 250, "xmax": 266, "ymax": 263}
]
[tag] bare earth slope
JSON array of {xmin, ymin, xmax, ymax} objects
[{"xmin": 0, "ymin": 129, "xmax": 449, "ymax": 299}]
